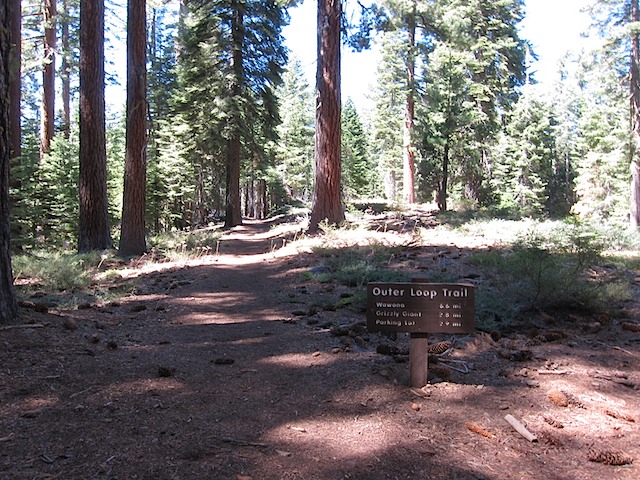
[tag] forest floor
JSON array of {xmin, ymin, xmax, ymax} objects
[{"xmin": 1, "ymin": 210, "xmax": 639, "ymax": 480}]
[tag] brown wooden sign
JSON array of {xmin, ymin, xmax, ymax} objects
[{"xmin": 366, "ymin": 282, "xmax": 475, "ymax": 334}]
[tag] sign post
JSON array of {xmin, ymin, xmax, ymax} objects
[
  {"xmin": 366, "ymin": 280, "xmax": 475, "ymax": 387},
  {"xmin": 409, "ymin": 332, "xmax": 430, "ymax": 389}
]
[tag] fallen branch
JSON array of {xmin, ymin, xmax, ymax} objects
[
  {"xmin": 593, "ymin": 373, "xmax": 637, "ymax": 389},
  {"xmin": 504, "ymin": 414, "xmax": 537, "ymax": 442},
  {"xmin": 596, "ymin": 342, "xmax": 637, "ymax": 357},
  {"xmin": 440, "ymin": 359, "xmax": 469, "ymax": 374},
  {"xmin": 612, "ymin": 346, "xmax": 636, "ymax": 357},
  {"xmin": 537, "ymin": 369, "xmax": 568, "ymax": 375},
  {"xmin": 220, "ymin": 437, "xmax": 269, "ymax": 448},
  {"xmin": 0, "ymin": 323, "xmax": 45, "ymax": 331}
]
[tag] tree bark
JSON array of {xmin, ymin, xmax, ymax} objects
[
  {"xmin": 225, "ymin": 3, "xmax": 243, "ymax": 228},
  {"xmin": 41, "ymin": 0, "xmax": 56, "ymax": 159},
  {"xmin": 8, "ymin": 0, "xmax": 20, "ymax": 160},
  {"xmin": 226, "ymin": 133, "xmax": 243, "ymax": 227},
  {"xmin": 61, "ymin": 0, "xmax": 71, "ymax": 138},
  {"xmin": 78, "ymin": 0, "xmax": 112, "ymax": 252},
  {"xmin": 437, "ymin": 141, "xmax": 449, "ymax": 212},
  {"xmin": 7, "ymin": 0, "xmax": 21, "ymax": 246},
  {"xmin": 402, "ymin": 1, "xmax": 416, "ymax": 205},
  {"xmin": 0, "ymin": 1, "xmax": 19, "ymax": 323},
  {"xmin": 309, "ymin": 0, "xmax": 344, "ymax": 232},
  {"xmin": 119, "ymin": 0, "xmax": 148, "ymax": 257},
  {"xmin": 630, "ymin": 0, "xmax": 640, "ymax": 228}
]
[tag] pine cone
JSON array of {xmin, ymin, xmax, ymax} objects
[
  {"xmin": 536, "ymin": 330, "xmax": 566, "ymax": 342},
  {"xmin": 547, "ymin": 389, "xmax": 569, "ymax": 407},
  {"xmin": 587, "ymin": 449, "xmax": 633, "ymax": 466},
  {"xmin": 428, "ymin": 341, "xmax": 452, "ymax": 355},
  {"xmin": 465, "ymin": 421, "xmax": 494, "ymax": 439},
  {"xmin": 621, "ymin": 321, "xmax": 640, "ymax": 333}
]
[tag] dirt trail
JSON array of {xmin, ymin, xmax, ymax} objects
[{"xmin": 1, "ymin": 217, "xmax": 638, "ymax": 480}]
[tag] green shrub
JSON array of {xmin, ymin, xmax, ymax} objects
[
  {"xmin": 469, "ymin": 222, "xmax": 631, "ymax": 325},
  {"xmin": 310, "ymin": 245, "xmax": 410, "ymax": 287},
  {"xmin": 148, "ymin": 228, "xmax": 222, "ymax": 259},
  {"xmin": 13, "ymin": 250, "xmax": 100, "ymax": 292}
]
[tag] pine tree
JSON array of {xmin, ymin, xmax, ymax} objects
[
  {"xmin": 341, "ymin": 98, "xmax": 377, "ymax": 199},
  {"xmin": 78, "ymin": 0, "xmax": 112, "ymax": 252},
  {"xmin": 59, "ymin": 0, "xmax": 80, "ymax": 138},
  {"xmin": 8, "ymin": 0, "xmax": 21, "ymax": 160},
  {"xmin": 419, "ymin": 43, "xmax": 474, "ymax": 211},
  {"xmin": 147, "ymin": 5, "xmax": 181, "ymax": 231},
  {"xmin": 119, "ymin": 0, "xmax": 148, "ymax": 257},
  {"xmin": 175, "ymin": 0, "xmax": 287, "ymax": 228},
  {"xmin": 438, "ymin": 0, "xmax": 527, "ymax": 205},
  {"xmin": 377, "ymin": 0, "xmax": 426, "ymax": 205},
  {"xmin": 41, "ymin": 0, "xmax": 56, "ymax": 159},
  {"xmin": 547, "ymin": 58, "xmax": 582, "ymax": 216},
  {"xmin": 571, "ymin": 50, "xmax": 630, "ymax": 222},
  {"xmin": 370, "ymin": 31, "xmax": 406, "ymax": 203},
  {"xmin": 275, "ymin": 56, "xmax": 314, "ymax": 203},
  {"xmin": 0, "ymin": 0, "xmax": 18, "ymax": 323},
  {"xmin": 8, "ymin": 0, "xmax": 22, "ymax": 247},
  {"xmin": 588, "ymin": 0, "xmax": 640, "ymax": 227},
  {"xmin": 491, "ymin": 86, "xmax": 558, "ymax": 216},
  {"xmin": 309, "ymin": 0, "xmax": 345, "ymax": 231}
]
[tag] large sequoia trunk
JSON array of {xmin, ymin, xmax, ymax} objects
[
  {"xmin": 8, "ymin": 0, "xmax": 20, "ymax": 160},
  {"xmin": 631, "ymin": 0, "xmax": 640, "ymax": 228},
  {"xmin": 309, "ymin": 0, "xmax": 344, "ymax": 232},
  {"xmin": 61, "ymin": 0, "xmax": 71, "ymax": 137},
  {"xmin": 78, "ymin": 0, "xmax": 112, "ymax": 252},
  {"xmin": 119, "ymin": 0, "xmax": 148, "ymax": 257},
  {"xmin": 402, "ymin": 2, "xmax": 416, "ymax": 204},
  {"xmin": 0, "ymin": 1, "xmax": 18, "ymax": 323},
  {"xmin": 41, "ymin": 0, "xmax": 56, "ymax": 159},
  {"xmin": 225, "ymin": 4, "xmax": 244, "ymax": 228}
]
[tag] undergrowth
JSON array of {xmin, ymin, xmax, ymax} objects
[
  {"xmin": 304, "ymin": 218, "xmax": 636, "ymax": 328},
  {"xmin": 11, "ymin": 228, "xmax": 224, "ymax": 307},
  {"xmin": 468, "ymin": 222, "xmax": 632, "ymax": 330},
  {"xmin": 13, "ymin": 250, "xmax": 102, "ymax": 292},
  {"xmin": 304, "ymin": 222, "xmax": 417, "ymax": 310},
  {"xmin": 148, "ymin": 228, "xmax": 223, "ymax": 261}
]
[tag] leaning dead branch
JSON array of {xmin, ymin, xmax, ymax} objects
[{"xmin": 504, "ymin": 414, "xmax": 537, "ymax": 442}]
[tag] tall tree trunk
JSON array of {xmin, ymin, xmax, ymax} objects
[
  {"xmin": 61, "ymin": 0, "xmax": 71, "ymax": 138},
  {"xmin": 402, "ymin": 1, "xmax": 416, "ymax": 205},
  {"xmin": 78, "ymin": 0, "xmax": 111, "ymax": 252},
  {"xmin": 257, "ymin": 178, "xmax": 267, "ymax": 219},
  {"xmin": 309, "ymin": 0, "xmax": 344, "ymax": 232},
  {"xmin": 119, "ymin": 0, "xmax": 148, "ymax": 257},
  {"xmin": 41, "ymin": 0, "xmax": 56, "ymax": 159},
  {"xmin": 0, "ymin": 1, "xmax": 18, "ymax": 323},
  {"xmin": 630, "ymin": 0, "xmax": 640, "ymax": 229},
  {"xmin": 437, "ymin": 142, "xmax": 449, "ymax": 212},
  {"xmin": 225, "ymin": 134, "xmax": 243, "ymax": 227},
  {"xmin": 8, "ymin": 0, "xmax": 21, "ymax": 246},
  {"xmin": 8, "ymin": 0, "xmax": 20, "ymax": 160},
  {"xmin": 225, "ymin": 4, "xmax": 243, "ymax": 228}
]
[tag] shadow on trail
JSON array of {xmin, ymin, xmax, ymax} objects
[{"xmin": 1, "ymin": 218, "xmax": 637, "ymax": 480}]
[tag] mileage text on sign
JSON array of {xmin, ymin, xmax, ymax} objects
[{"xmin": 366, "ymin": 282, "xmax": 475, "ymax": 334}]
